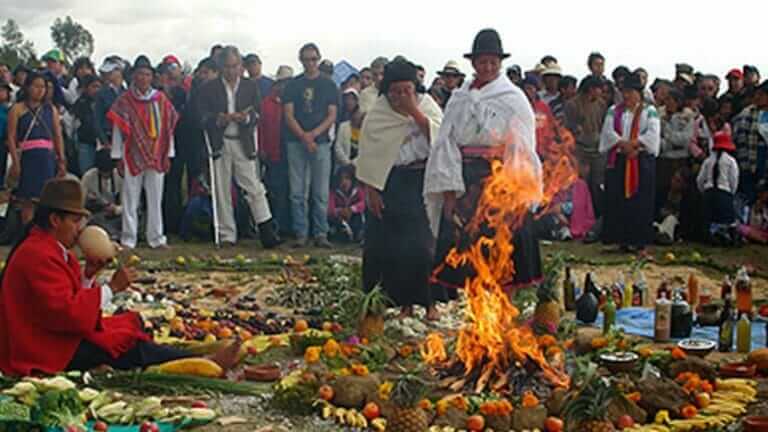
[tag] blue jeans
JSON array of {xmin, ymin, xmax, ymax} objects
[
  {"xmin": 286, "ymin": 140, "xmax": 331, "ymax": 239},
  {"xmin": 78, "ymin": 142, "xmax": 97, "ymax": 176}
]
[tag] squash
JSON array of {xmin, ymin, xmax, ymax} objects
[
  {"xmin": 78, "ymin": 226, "xmax": 117, "ymax": 260},
  {"xmin": 747, "ymin": 348, "xmax": 768, "ymax": 371},
  {"xmin": 149, "ymin": 357, "xmax": 223, "ymax": 378}
]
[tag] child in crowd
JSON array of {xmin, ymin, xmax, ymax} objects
[
  {"xmin": 738, "ymin": 184, "xmax": 768, "ymax": 244},
  {"xmin": 538, "ymin": 160, "xmax": 595, "ymax": 241},
  {"xmin": 697, "ymin": 132, "xmax": 740, "ymax": 246},
  {"xmin": 654, "ymin": 167, "xmax": 691, "ymax": 244},
  {"xmin": 327, "ymin": 165, "xmax": 365, "ymax": 243},
  {"xmin": 82, "ymin": 149, "xmax": 123, "ymax": 239}
]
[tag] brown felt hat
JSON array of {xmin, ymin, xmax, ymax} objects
[{"xmin": 37, "ymin": 177, "xmax": 91, "ymax": 216}]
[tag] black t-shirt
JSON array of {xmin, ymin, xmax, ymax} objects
[{"xmin": 283, "ymin": 74, "xmax": 338, "ymax": 144}]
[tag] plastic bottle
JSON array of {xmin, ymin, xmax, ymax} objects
[
  {"xmin": 603, "ymin": 293, "xmax": 616, "ymax": 335},
  {"xmin": 735, "ymin": 267, "xmax": 752, "ymax": 317},
  {"xmin": 622, "ymin": 272, "xmax": 633, "ymax": 309},
  {"xmin": 719, "ymin": 295, "xmax": 734, "ymax": 353},
  {"xmin": 737, "ymin": 313, "xmax": 752, "ymax": 353},
  {"xmin": 563, "ymin": 267, "xmax": 576, "ymax": 312},
  {"xmin": 688, "ymin": 274, "xmax": 699, "ymax": 310},
  {"xmin": 654, "ymin": 293, "xmax": 672, "ymax": 342}
]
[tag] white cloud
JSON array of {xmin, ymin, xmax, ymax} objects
[{"xmin": 5, "ymin": 0, "xmax": 767, "ymax": 83}]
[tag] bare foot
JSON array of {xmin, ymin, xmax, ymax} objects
[
  {"xmin": 426, "ymin": 306, "xmax": 440, "ymax": 321},
  {"xmin": 208, "ymin": 339, "xmax": 243, "ymax": 371},
  {"xmin": 397, "ymin": 306, "xmax": 413, "ymax": 319}
]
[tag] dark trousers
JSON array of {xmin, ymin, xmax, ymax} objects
[
  {"xmin": 66, "ymin": 340, "xmax": 191, "ymax": 371},
  {"xmin": 329, "ymin": 213, "xmax": 364, "ymax": 242},
  {"xmin": 264, "ymin": 158, "xmax": 291, "ymax": 235}
]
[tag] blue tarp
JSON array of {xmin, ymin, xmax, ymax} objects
[
  {"xmin": 588, "ymin": 307, "xmax": 768, "ymax": 350},
  {"xmin": 331, "ymin": 60, "xmax": 359, "ymax": 87}
]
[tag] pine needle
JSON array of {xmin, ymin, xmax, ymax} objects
[{"xmin": 89, "ymin": 371, "xmax": 265, "ymax": 396}]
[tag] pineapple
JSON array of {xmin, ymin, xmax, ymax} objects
[
  {"xmin": 386, "ymin": 371, "xmax": 430, "ymax": 432},
  {"xmin": 563, "ymin": 376, "xmax": 619, "ymax": 432},
  {"xmin": 356, "ymin": 286, "xmax": 390, "ymax": 339},
  {"xmin": 534, "ymin": 254, "xmax": 565, "ymax": 329}
]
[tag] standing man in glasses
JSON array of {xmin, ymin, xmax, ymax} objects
[{"xmin": 283, "ymin": 43, "xmax": 339, "ymax": 248}]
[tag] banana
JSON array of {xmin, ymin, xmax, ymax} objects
[
  {"xmin": 321, "ymin": 405, "xmax": 332, "ymax": 419},
  {"xmin": 334, "ymin": 407, "xmax": 347, "ymax": 424},
  {"xmin": 345, "ymin": 409, "xmax": 358, "ymax": 427},
  {"xmin": 371, "ymin": 418, "xmax": 387, "ymax": 432}
]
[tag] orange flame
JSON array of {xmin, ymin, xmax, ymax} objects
[
  {"xmin": 421, "ymin": 332, "xmax": 448, "ymax": 365},
  {"xmin": 448, "ymin": 126, "xmax": 577, "ymax": 389}
]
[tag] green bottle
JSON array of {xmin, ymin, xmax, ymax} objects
[
  {"xmin": 603, "ymin": 293, "xmax": 616, "ymax": 334},
  {"xmin": 737, "ymin": 313, "xmax": 752, "ymax": 353}
]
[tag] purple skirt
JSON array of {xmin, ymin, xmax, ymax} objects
[{"xmin": 17, "ymin": 148, "xmax": 56, "ymax": 200}]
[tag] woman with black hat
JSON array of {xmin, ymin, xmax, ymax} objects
[
  {"xmin": 355, "ymin": 58, "xmax": 444, "ymax": 320},
  {"xmin": 599, "ymin": 72, "xmax": 661, "ymax": 252},
  {"xmin": 424, "ymin": 28, "xmax": 544, "ymax": 298}
]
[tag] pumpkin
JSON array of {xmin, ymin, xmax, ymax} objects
[
  {"xmin": 466, "ymin": 415, "xmax": 485, "ymax": 431},
  {"xmin": 747, "ymin": 348, "xmax": 768, "ymax": 371},
  {"xmin": 294, "ymin": 320, "xmax": 309, "ymax": 333},
  {"xmin": 362, "ymin": 402, "xmax": 380, "ymax": 420},
  {"xmin": 544, "ymin": 417, "xmax": 564, "ymax": 432},
  {"xmin": 78, "ymin": 226, "xmax": 117, "ymax": 260}
]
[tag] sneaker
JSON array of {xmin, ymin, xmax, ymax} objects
[
  {"xmin": 291, "ymin": 237, "xmax": 308, "ymax": 248},
  {"xmin": 314, "ymin": 236, "xmax": 333, "ymax": 249}
]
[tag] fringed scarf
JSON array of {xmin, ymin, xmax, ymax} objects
[{"xmin": 107, "ymin": 88, "xmax": 179, "ymax": 176}]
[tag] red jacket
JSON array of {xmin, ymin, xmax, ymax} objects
[
  {"xmin": 0, "ymin": 228, "xmax": 148, "ymax": 375},
  {"xmin": 259, "ymin": 93, "xmax": 283, "ymax": 163},
  {"xmin": 328, "ymin": 186, "xmax": 366, "ymax": 220}
]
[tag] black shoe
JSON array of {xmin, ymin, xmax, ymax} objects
[{"xmin": 258, "ymin": 220, "xmax": 283, "ymax": 249}]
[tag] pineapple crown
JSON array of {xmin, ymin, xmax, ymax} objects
[
  {"xmin": 391, "ymin": 370, "xmax": 429, "ymax": 408},
  {"xmin": 563, "ymin": 376, "xmax": 620, "ymax": 424},
  {"xmin": 537, "ymin": 253, "xmax": 565, "ymax": 302}
]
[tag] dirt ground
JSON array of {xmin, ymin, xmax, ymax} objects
[{"xmin": 3, "ymin": 239, "xmax": 765, "ymax": 431}]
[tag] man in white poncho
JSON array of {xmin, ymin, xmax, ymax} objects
[
  {"xmin": 355, "ymin": 59, "xmax": 445, "ymax": 320},
  {"xmin": 424, "ymin": 29, "xmax": 544, "ymax": 296}
]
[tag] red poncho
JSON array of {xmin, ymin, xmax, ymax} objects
[
  {"xmin": 107, "ymin": 88, "xmax": 179, "ymax": 176},
  {"xmin": 0, "ymin": 228, "xmax": 149, "ymax": 375}
]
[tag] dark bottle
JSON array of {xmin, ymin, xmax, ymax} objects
[
  {"xmin": 576, "ymin": 273, "xmax": 599, "ymax": 324},
  {"xmin": 657, "ymin": 277, "xmax": 671, "ymax": 301},
  {"xmin": 563, "ymin": 267, "xmax": 576, "ymax": 312},
  {"xmin": 719, "ymin": 294, "xmax": 735, "ymax": 353}
]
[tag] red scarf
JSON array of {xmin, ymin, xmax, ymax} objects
[{"xmin": 612, "ymin": 103, "xmax": 643, "ymax": 198}]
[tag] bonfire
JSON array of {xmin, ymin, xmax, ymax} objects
[{"xmin": 424, "ymin": 125, "xmax": 578, "ymax": 395}]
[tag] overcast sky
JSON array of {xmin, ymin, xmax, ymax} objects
[{"xmin": 6, "ymin": 0, "xmax": 767, "ymax": 84}]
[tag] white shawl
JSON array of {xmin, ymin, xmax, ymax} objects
[
  {"xmin": 423, "ymin": 74, "xmax": 540, "ymax": 236},
  {"xmin": 355, "ymin": 94, "xmax": 443, "ymax": 191}
]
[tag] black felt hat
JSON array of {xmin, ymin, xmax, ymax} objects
[
  {"xmin": 132, "ymin": 55, "xmax": 154, "ymax": 73},
  {"xmin": 379, "ymin": 59, "xmax": 419, "ymax": 96},
  {"xmin": 621, "ymin": 73, "xmax": 645, "ymax": 92},
  {"xmin": 464, "ymin": 29, "xmax": 510, "ymax": 60}
]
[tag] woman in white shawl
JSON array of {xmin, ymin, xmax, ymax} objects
[
  {"xmin": 424, "ymin": 29, "xmax": 544, "ymax": 297},
  {"xmin": 355, "ymin": 59, "xmax": 444, "ymax": 320}
]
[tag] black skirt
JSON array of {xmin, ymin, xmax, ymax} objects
[
  {"xmin": 362, "ymin": 166, "xmax": 439, "ymax": 307},
  {"xmin": 602, "ymin": 153, "xmax": 656, "ymax": 248},
  {"xmin": 431, "ymin": 158, "xmax": 543, "ymax": 296}
]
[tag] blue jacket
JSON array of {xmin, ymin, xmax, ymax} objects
[{"xmin": 93, "ymin": 84, "xmax": 124, "ymax": 144}]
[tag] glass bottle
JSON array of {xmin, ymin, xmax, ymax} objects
[
  {"xmin": 737, "ymin": 313, "xmax": 752, "ymax": 353},
  {"xmin": 632, "ymin": 271, "xmax": 647, "ymax": 307},
  {"xmin": 719, "ymin": 295, "xmax": 734, "ymax": 353},
  {"xmin": 654, "ymin": 293, "xmax": 672, "ymax": 342},
  {"xmin": 603, "ymin": 293, "xmax": 616, "ymax": 335},
  {"xmin": 721, "ymin": 275, "xmax": 733, "ymax": 300},
  {"xmin": 735, "ymin": 267, "xmax": 752, "ymax": 317},
  {"xmin": 688, "ymin": 274, "xmax": 699, "ymax": 311},
  {"xmin": 563, "ymin": 267, "xmax": 576, "ymax": 312}
]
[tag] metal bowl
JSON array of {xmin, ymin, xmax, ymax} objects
[
  {"xmin": 678, "ymin": 339, "xmax": 716, "ymax": 357},
  {"xmin": 599, "ymin": 351, "xmax": 639, "ymax": 373}
]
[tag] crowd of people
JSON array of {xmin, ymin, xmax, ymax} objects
[
  {"xmin": 0, "ymin": 28, "xmax": 767, "ymax": 381},
  {"xmin": 0, "ymin": 31, "xmax": 767, "ymax": 318}
]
